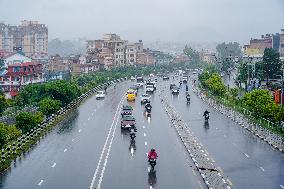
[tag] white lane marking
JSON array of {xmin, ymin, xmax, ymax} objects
[
  {"xmin": 78, "ymin": 129, "xmax": 82, "ymax": 133},
  {"xmin": 244, "ymin": 153, "xmax": 250, "ymax": 158},
  {"xmin": 72, "ymin": 138, "xmax": 75, "ymax": 142},
  {"xmin": 96, "ymin": 104, "xmax": 122, "ymax": 189},
  {"xmin": 64, "ymin": 149, "xmax": 67, "ymax": 152},
  {"xmin": 88, "ymin": 117, "xmax": 90, "ymax": 120},
  {"xmin": 144, "ymin": 133, "xmax": 147, "ymax": 137},
  {"xmin": 51, "ymin": 162, "xmax": 56, "ymax": 168},
  {"xmin": 259, "ymin": 167, "xmax": 265, "ymax": 172},
  {"xmin": 37, "ymin": 180, "xmax": 43, "ymax": 186},
  {"xmin": 143, "ymin": 126, "xmax": 145, "ymax": 129},
  {"xmin": 92, "ymin": 113, "xmax": 94, "ymax": 116},
  {"xmin": 280, "ymin": 185, "xmax": 284, "ymax": 189},
  {"xmin": 145, "ymin": 142, "xmax": 148, "ymax": 146},
  {"xmin": 89, "ymin": 96, "xmax": 124, "ymax": 189}
]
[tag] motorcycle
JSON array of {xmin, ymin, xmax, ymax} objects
[
  {"xmin": 145, "ymin": 106, "xmax": 152, "ymax": 117},
  {"xmin": 204, "ymin": 114, "xmax": 209, "ymax": 121},
  {"xmin": 186, "ymin": 97, "xmax": 190, "ymax": 104},
  {"xmin": 149, "ymin": 158, "xmax": 156, "ymax": 170},
  {"xmin": 130, "ymin": 132, "xmax": 136, "ymax": 140}
]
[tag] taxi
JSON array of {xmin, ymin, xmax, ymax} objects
[{"xmin": 127, "ymin": 89, "xmax": 136, "ymax": 101}]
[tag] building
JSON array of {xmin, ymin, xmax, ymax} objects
[
  {"xmin": 0, "ymin": 61, "xmax": 43, "ymax": 98},
  {"xmin": 136, "ymin": 51, "xmax": 155, "ymax": 66},
  {"xmin": 0, "ymin": 20, "xmax": 48, "ymax": 59},
  {"xmin": 45, "ymin": 54, "xmax": 69, "ymax": 81},
  {"xmin": 201, "ymin": 52, "xmax": 216, "ymax": 64},
  {"xmin": 86, "ymin": 34, "xmax": 144, "ymax": 69},
  {"xmin": 172, "ymin": 54, "xmax": 190, "ymax": 64},
  {"xmin": 2, "ymin": 52, "xmax": 32, "ymax": 68},
  {"xmin": 280, "ymin": 29, "xmax": 284, "ymax": 57}
]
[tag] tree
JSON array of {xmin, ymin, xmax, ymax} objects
[
  {"xmin": 216, "ymin": 42, "xmax": 241, "ymax": 72},
  {"xmin": 205, "ymin": 73, "xmax": 226, "ymax": 96},
  {"xmin": 15, "ymin": 112, "xmax": 43, "ymax": 133},
  {"xmin": 183, "ymin": 45, "xmax": 200, "ymax": 64},
  {"xmin": 0, "ymin": 123, "xmax": 7, "ymax": 147},
  {"xmin": 263, "ymin": 48, "xmax": 281, "ymax": 85},
  {"xmin": 39, "ymin": 97, "xmax": 62, "ymax": 116},
  {"xmin": 0, "ymin": 95, "xmax": 8, "ymax": 115}
]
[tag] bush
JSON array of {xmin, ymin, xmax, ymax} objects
[
  {"xmin": 15, "ymin": 112, "xmax": 43, "ymax": 133},
  {"xmin": 39, "ymin": 97, "xmax": 62, "ymax": 116}
]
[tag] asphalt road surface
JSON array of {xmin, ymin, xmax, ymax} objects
[{"xmin": 1, "ymin": 76, "xmax": 284, "ymax": 189}]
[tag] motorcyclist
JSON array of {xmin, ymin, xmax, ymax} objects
[
  {"xmin": 203, "ymin": 110, "xmax": 210, "ymax": 118},
  {"xmin": 186, "ymin": 93, "xmax": 190, "ymax": 101},
  {"xmin": 145, "ymin": 103, "xmax": 152, "ymax": 112},
  {"xmin": 179, "ymin": 80, "xmax": 182, "ymax": 86},
  {"xmin": 148, "ymin": 148, "xmax": 158, "ymax": 161},
  {"xmin": 129, "ymin": 127, "xmax": 136, "ymax": 140},
  {"xmin": 186, "ymin": 85, "xmax": 189, "ymax": 92}
]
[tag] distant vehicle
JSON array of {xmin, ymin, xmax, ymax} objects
[
  {"xmin": 192, "ymin": 71, "xmax": 197, "ymax": 75},
  {"xmin": 137, "ymin": 76, "xmax": 144, "ymax": 83},
  {"xmin": 127, "ymin": 89, "xmax": 136, "ymax": 101},
  {"xmin": 121, "ymin": 115, "xmax": 136, "ymax": 129},
  {"xmin": 96, "ymin": 90, "xmax": 106, "ymax": 99},
  {"xmin": 129, "ymin": 86, "xmax": 138, "ymax": 95},
  {"xmin": 136, "ymin": 82, "xmax": 144, "ymax": 88},
  {"xmin": 150, "ymin": 73, "xmax": 155, "ymax": 77},
  {"xmin": 171, "ymin": 86, "xmax": 180, "ymax": 94},
  {"xmin": 162, "ymin": 75, "xmax": 169, "ymax": 80},
  {"xmin": 130, "ymin": 76, "xmax": 136, "ymax": 81},
  {"xmin": 141, "ymin": 94, "xmax": 151, "ymax": 104},
  {"xmin": 182, "ymin": 76, "xmax": 188, "ymax": 83},
  {"xmin": 121, "ymin": 105, "xmax": 133, "ymax": 116},
  {"xmin": 170, "ymin": 84, "xmax": 176, "ymax": 90},
  {"xmin": 146, "ymin": 84, "xmax": 155, "ymax": 93}
]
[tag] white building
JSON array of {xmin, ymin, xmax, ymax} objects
[{"xmin": 3, "ymin": 52, "xmax": 32, "ymax": 68}]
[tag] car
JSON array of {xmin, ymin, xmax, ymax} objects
[
  {"xmin": 170, "ymin": 84, "xmax": 176, "ymax": 90},
  {"xmin": 96, "ymin": 90, "xmax": 106, "ymax": 99},
  {"xmin": 121, "ymin": 115, "xmax": 136, "ymax": 129},
  {"xmin": 136, "ymin": 76, "xmax": 144, "ymax": 83},
  {"xmin": 141, "ymin": 94, "xmax": 151, "ymax": 104},
  {"xmin": 162, "ymin": 75, "xmax": 169, "ymax": 80},
  {"xmin": 127, "ymin": 89, "xmax": 136, "ymax": 101},
  {"xmin": 182, "ymin": 76, "xmax": 188, "ymax": 83},
  {"xmin": 146, "ymin": 84, "xmax": 155, "ymax": 93},
  {"xmin": 171, "ymin": 86, "xmax": 180, "ymax": 94},
  {"xmin": 136, "ymin": 82, "xmax": 144, "ymax": 88},
  {"xmin": 121, "ymin": 105, "xmax": 133, "ymax": 116},
  {"xmin": 130, "ymin": 76, "xmax": 136, "ymax": 81}
]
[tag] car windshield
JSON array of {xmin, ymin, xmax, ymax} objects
[{"xmin": 123, "ymin": 115, "xmax": 135, "ymax": 121}]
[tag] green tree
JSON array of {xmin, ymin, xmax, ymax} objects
[
  {"xmin": 15, "ymin": 112, "xmax": 42, "ymax": 133},
  {"xmin": 205, "ymin": 73, "xmax": 226, "ymax": 96},
  {"xmin": 263, "ymin": 48, "xmax": 281, "ymax": 85},
  {"xmin": 0, "ymin": 123, "xmax": 8, "ymax": 147},
  {"xmin": 5, "ymin": 125, "xmax": 21, "ymax": 142},
  {"xmin": 183, "ymin": 45, "xmax": 200, "ymax": 64},
  {"xmin": 0, "ymin": 95, "xmax": 8, "ymax": 115},
  {"xmin": 39, "ymin": 97, "xmax": 62, "ymax": 116}
]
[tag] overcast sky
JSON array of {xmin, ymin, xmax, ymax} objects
[{"xmin": 0, "ymin": 0, "xmax": 283, "ymax": 44}]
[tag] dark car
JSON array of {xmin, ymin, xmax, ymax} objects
[
  {"xmin": 121, "ymin": 115, "xmax": 136, "ymax": 129},
  {"xmin": 170, "ymin": 84, "xmax": 176, "ymax": 90},
  {"xmin": 121, "ymin": 105, "xmax": 133, "ymax": 116},
  {"xmin": 163, "ymin": 75, "xmax": 169, "ymax": 80}
]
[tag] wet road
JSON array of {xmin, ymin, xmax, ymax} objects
[
  {"xmin": 0, "ymin": 80, "xmax": 203, "ymax": 189},
  {"xmin": 1, "ymin": 77, "xmax": 284, "ymax": 189},
  {"xmin": 162, "ymin": 75, "xmax": 284, "ymax": 189}
]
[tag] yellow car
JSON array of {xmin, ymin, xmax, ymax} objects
[{"xmin": 127, "ymin": 90, "xmax": 136, "ymax": 101}]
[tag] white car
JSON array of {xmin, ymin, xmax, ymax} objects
[
  {"xmin": 136, "ymin": 82, "xmax": 144, "ymax": 88},
  {"xmin": 141, "ymin": 94, "xmax": 151, "ymax": 104},
  {"xmin": 172, "ymin": 86, "xmax": 180, "ymax": 94},
  {"xmin": 146, "ymin": 85, "xmax": 155, "ymax": 92},
  {"xmin": 96, "ymin": 90, "xmax": 106, "ymax": 99}
]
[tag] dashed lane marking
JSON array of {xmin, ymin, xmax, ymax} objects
[
  {"xmin": 51, "ymin": 162, "xmax": 56, "ymax": 168},
  {"xmin": 145, "ymin": 142, "xmax": 148, "ymax": 146},
  {"xmin": 260, "ymin": 167, "xmax": 265, "ymax": 172},
  {"xmin": 37, "ymin": 180, "xmax": 43, "ymax": 186},
  {"xmin": 144, "ymin": 133, "xmax": 147, "ymax": 137},
  {"xmin": 78, "ymin": 129, "xmax": 82, "ymax": 133},
  {"xmin": 143, "ymin": 126, "xmax": 145, "ymax": 129},
  {"xmin": 88, "ymin": 117, "xmax": 90, "ymax": 120},
  {"xmin": 64, "ymin": 149, "xmax": 67, "ymax": 152}
]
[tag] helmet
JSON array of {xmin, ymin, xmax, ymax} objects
[{"xmin": 151, "ymin": 148, "xmax": 155, "ymax": 152}]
